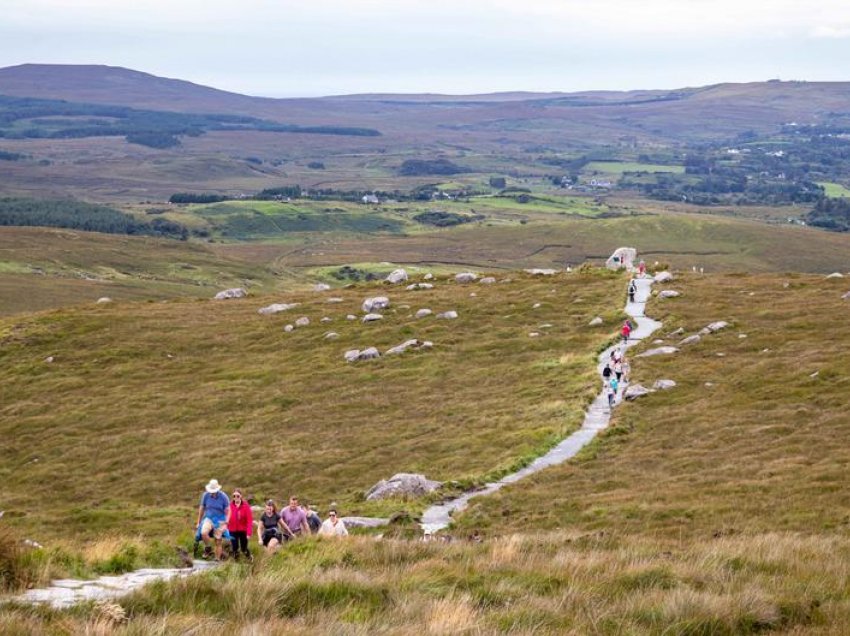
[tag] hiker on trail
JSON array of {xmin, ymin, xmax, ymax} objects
[
  {"xmin": 196, "ymin": 479, "xmax": 230, "ymax": 561},
  {"xmin": 257, "ymin": 499, "xmax": 293, "ymax": 554},
  {"xmin": 602, "ymin": 363, "xmax": 613, "ymax": 386},
  {"xmin": 622, "ymin": 358, "xmax": 631, "ymax": 384},
  {"xmin": 302, "ymin": 503, "xmax": 322, "ymax": 535},
  {"xmin": 318, "ymin": 508, "xmax": 349, "ymax": 537},
  {"xmin": 281, "ymin": 496, "xmax": 312, "ymax": 537},
  {"xmin": 628, "ymin": 280, "xmax": 637, "ymax": 303},
  {"xmin": 228, "ymin": 489, "xmax": 253, "ymax": 561},
  {"xmin": 621, "ymin": 320, "xmax": 632, "ymax": 343},
  {"xmin": 613, "ymin": 357, "xmax": 623, "ymax": 382},
  {"xmin": 638, "ymin": 260, "xmax": 646, "ymax": 278},
  {"xmin": 608, "ymin": 376, "xmax": 619, "ymax": 408}
]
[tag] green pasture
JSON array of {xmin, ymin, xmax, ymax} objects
[
  {"xmin": 584, "ymin": 161, "xmax": 685, "ymax": 175},
  {"xmin": 818, "ymin": 181, "xmax": 850, "ymax": 198}
]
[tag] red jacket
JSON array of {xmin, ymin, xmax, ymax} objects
[{"xmin": 228, "ymin": 501, "xmax": 254, "ymax": 535}]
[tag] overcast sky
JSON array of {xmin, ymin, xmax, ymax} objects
[{"xmin": 2, "ymin": 0, "xmax": 849, "ymax": 97}]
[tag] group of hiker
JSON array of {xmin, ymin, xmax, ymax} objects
[
  {"xmin": 602, "ymin": 346, "xmax": 631, "ymax": 409},
  {"xmin": 195, "ymin": 479, "xmax": 348, "ymax": 560}
]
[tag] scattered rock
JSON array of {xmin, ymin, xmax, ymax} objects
[
  {"xmin": 653, "ymin": 379, "xmax": 677, "ymax": 390},
  {"xmin": 406, "ymin": 283, "xmax": 434, "ymax": 291},
  {"xmin": 637, "ymin": 346, "xmax": 679, "ymax": 358},
  {"xmin": 658, "ymin": 290, "xmax": 680, "ymax": 299},
  {"xmin": 362, "ymin": 296, "xmax": 390, "ymax": 312},
  {"xmin": 654, "ymin": 271, "xmax": 674, "ymax": 283},
  {"xmin": 842, "ymin": 291, "xmax": 850, "ymax": 300},
  {"xmin": 313, "ymin": 283, "xmax": 331, "ymax": 292},
  {"xmin": 344, "ymin": 349, "xmax": 361, "ymax": 362},
  {"xmin": 44, "ymin": 356, "xmax": 54, "ymax": 363},
  {"xmin": 810, "ymin": 370, "xmax": 820, "ymax": 378},
  {"xmin": 532, "ymin": 303, "xmax": 542, "ymax": 309},
  {"xmin": 324, "ymin": 332, "xmax": 339, "ymax": 339},
  {"xmin": 479, "ymin": 277, "xmax": 496, "ymax": 284},
  {"xmin": 423, "ymin": 273, "xmax": 434, "ymax": 280},
  {"xmin": 341, "ymin": 516, "xmax": 390, "ymax": 529},
  {"xmin": 214, "ymin": 288, "xmax": 247, "ymax": 300},
  {"xmin": 826, "ymin": 272, "xmax": 844, "ymax": 279},
  {"xmin": 362, "ymin": 313, "xmax": 384, "ymax": 323},
  {"xmin": 588, "ymin": 316, "xmax": 603, "ymax": 327},
  {"xmin": 415, "ymin": 308, "xmax": 433, "ymax": 318},
  {"xmin": 624, "ymin": 384, "xmax": 653, "ymax": 400},
  {"xmin": 668, "ymin": 327, "xmax": 685, "ymax": 336},
  {"xmin": 652, "ymin": 339, "xmax": 665, "ymax": 344},
  {"xmin": 455, "ymin": 272, "xmax": 478, "ymax": 283},
  {"xmin": 703, "ymin": 321, "xmax": 730, "ymax": 334},
  {"xmin": 679, "ymin": 334, "xmax": 701, "ymax": 346},
  {"xmin": 284, "ymin": 324, "xmax": 294, "ymax": 333},
  {"xmin": 761, "ymin": 348, "xmax": 771, "ymax": 353},
  {"xmin": 529, "ymin": 332, "xmax": 540, "ymax": 338},
  {"xmin": 539, "ymin": 323, "xmax": 553, "ymax": 329},
  {"xmin": 344, "ymin": 347, "xmax": 382, "ymax": 362},
  {"xmin": 258, "ymin": 302, "xmax": 299, "ymax": 315},
  {"xmin": 321, "ymin": 317, "xmax": 332, "ymax": 323},
  {"xmin": 327, "ymin": 297, "xmax": 344, "ymax": 303},
  {"xmin": 366, "ymin": 473, "xmax": 442, "ymax": 500},
  {"xmin": 96, "ymin": 297, "xmax": 112, "ymax": 304},
  {"xmin": 738, "ymin": 334, "xmax": 747, "ymax": 339},
  {"xmin": 386, "ymin": 268, "xmax": 408, "ymax": 284},
  {"xmin": 346, "ymin": 314, "xmax": 357, "ymax": 321},
  {"xmin": 469, "ymin": 292, "xmax": 477, "ymax": 297},
  {"xmin": 437, "ymin": 310, "xmax": 458, "ymax": 320},
  {"xmin": 705, "ymin": 382, "xmax": 715, "ymax": 387},
  {"xmin": 716, "ymin": 352, "xmax": 726, "ymax": 357},
  {"xmin": 525, "ymin": 268, "xmax": 559, "ymax": 276},
  {"xmin": 385, "ymin": 339, "xmax": 433, "ymax": 355},
  {"xmin": 295, "ymin": 317, "xmax": 310, "ymax": 327}
]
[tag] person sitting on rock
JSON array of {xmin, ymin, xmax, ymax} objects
[
  {"xmin": 318, "ymin": 508, "xmax": 349, "ymax": 537},
  {"xmin": 196, "ymin": 479, "xmax": 231, "ymax": 560},
  {"xmin": 281, "ymin": 496, "xmax": 312, "ymax": 537},
  {"xmin": 257, "ymin": 499, "xmax": 293, "ymax": 554}
]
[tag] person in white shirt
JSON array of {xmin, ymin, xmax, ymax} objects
[{"xmin": 318, "ymin": 509, "xmax": 349, "ymax": 537}]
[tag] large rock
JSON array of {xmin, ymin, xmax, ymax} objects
[
  {"xmin": 524, "ymin": 268, "xmax": 559, "ymax": 276},
  {"xmin": 96, "ymin": 297, "xmax": 112, "ymax": 304},
  {"xmin": 341, "ymin": 516, "xmax": 390, "ymax": 529},
  {"xmin": 258, "ymin": 302, "xmax": 299, "ymax": 315},
  {"xmin": 843, "ymin": 291, "xmax": 850, "ymax": 300},
  {"xmin": 295, "ymin": 317, "xmax": 310, "ymax": 327},
  {"xmin": 588, "ymin": 316, "xmax": 603, "ymax": 327},
  {"xmin": 214, "ymin": 288, "xmax": 247, "ymax": 300},
  {"xmin": 313, "ymin": 283, "xmax": 331, "ymax": 292},
  {"xmin": 455, "ymin": 272, "xmax": 478, "ymax": 283},
  {"xmin": 423, "ymin": 273, "xmax": 434, "ymax": 280},
  {"xmin": 365, "ymin": 473, "xmax": 442, "ymax": 501},
  {"xmin": 653, "ymin": 379, "xmax": 677, "ymax": 390},
  {"xmin": 668, "ymin": 327, "xmax": 685, "ymax": 336},
  {"xmin": 437, "ymin": 310, "xmax": 458, "ymax": 320},
  {"xmin": 385, "ymin": 339, "xmax": 434, "ymax": 355},
  {"xmin": 679, "ymin": 334, "xmax": 701, "ymax": 346},
  {"xmin": 406, "ymin": 283, "xmax": 434, "ymax": 291},
  {"xmin": 606, "ymin": 247, "xmax": 637, "ymax": 271},
  {"xmin": 324, "ymin": 332, "xmax": 339, "ymax": 340},
  {"xmin": 479, "ymin": 277, "xmax": 496, "ymax": 284},
  {"xmin": 659, "ymin": 290, "xmax": 680, "ymax": 299},
  {"xmin": 654, "ymin": 271, "xmax": 674, "ymax": 283},
  {"xmin": 344, "ymin": 347, "xmax": 382, "ymax": 362},
  {"xmin": 826, "ymin": 272, "xmax": 844, "ymax": 279},
  {"xmin": 624, "ymin": 384, "xmax": 654, "ymax": 400},
  {"xmin": 415, "ymin": 308, "xmax": 433, "ymax": 318},
  {"xmin": 637, "ymin": 346, "xmax": 679, "ymax": 358},
  {"xmin": 700, "ymin": 321, "xmax": 730, "ymax": 335},
  {"xmin": 362, "ymin": 313, "xmax": 384, "ymax": 323},
  {"xmin": 362, "ymin": 296, "xmax": 390, "ymax": 312},
  {"xmin": 386, "ymin": 269, "xmax": 409, "ymax": 284},
  {"xmin": 344, "ymin": 349, "xmax": 361, "ymax": 362}
]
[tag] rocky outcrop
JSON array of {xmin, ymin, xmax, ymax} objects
[
  {"xmin": 525, "ymin": 268, "xmax": 559, "ymax": 276},
  {"xmin": 624, "ymin": 384, "xmax": 653, "ymax": 400},
  {"xmin": 344, "ymin": 347, "xmax": 381, "ymax": 362},
  {"xmin": 415, "ymin": 308, "xmax": 433, "ymax": 318},
  {"xmin": 295, "ymin": 317, "xmax": 310, "ymax": 327},
  {"xmin": 653, "ymin": 379, "xmax": 677, "ymax": 390},
  {"xmin": 658, "ymin": 290, "xmax": 680, "ymax": 299},
  {"xmin": 385, "ymin": 339, "xmax": 433, "ymax": 355},
  {"xmin": 258, "ymin": 302, "xmax": 299, "ymax": 315},
  {"xmin": 386, "ymin": 269, "xmax": 408, "ymax": 284},
  {"xmin": 654, "ymin": 271, "xmax": 674, "ymax": 283},
  {"xmin": 214, "ymin": 288, "xmax": 247, "ymax": 300},
  {"xmin": 406, "ymin": 283, "xmax": 434, "ymax": 291},
  {"xmin": 366, "ymin": 473, "xmax": 442, "ymax": 500},
  {"xmin": 455, "ymin": 272, "xmax": 478, "ymax": 283},
  {"xmin": 637, "ymin": 346, "xmax": 679, "ymax": 358},
  {"xmin": 362, "ymin": 296, "xmax": 390, "ymax": 312}
]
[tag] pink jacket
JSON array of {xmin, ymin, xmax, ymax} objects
[{"xmin": 228, "ymin": 501, "xmax": 253, "ymax": 535}]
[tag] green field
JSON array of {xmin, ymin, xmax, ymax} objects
[
  {"xmin": 817, "ymin": 181, "xmax": 850, "ymax": 198},
  {"xmin": 584, "ymin": 161, "xmax": 685, "ymax": 175}
]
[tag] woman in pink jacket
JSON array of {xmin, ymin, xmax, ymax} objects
[{"xmin": 228, "ymin": 489, "xmax": 253, "ymax": 561}]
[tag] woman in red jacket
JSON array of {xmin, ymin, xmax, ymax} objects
[{"xmin": 228, "ymin": 489, "xmax": 253, "ymax": 561}]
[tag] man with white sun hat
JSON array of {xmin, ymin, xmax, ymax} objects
[{"xmin": 195, "ymin": 478, "xmax": 231, "ymax": 560}]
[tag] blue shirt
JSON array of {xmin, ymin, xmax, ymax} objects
[{"xmin": 199, "ymin": 491, "xmax": 230, "ymax": 518}]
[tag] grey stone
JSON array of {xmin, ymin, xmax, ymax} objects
[
  {"xmin": 704, "ymin": 321, "xmax": 730, "ymax": 333},
  {"xmin": 455, "ymin": 272, "xmax": 478, "ymax": 283},
  {"xmin": 362, "ymin": 296, "xmax": 390, "ymax": 312},
  {"xmin": 605, "ymin": 247, "xmax": 636, "ymax": 271},
  {"xmin": 637, "ymin": 346, "xmax": 679, "ymax": 358},
  {"xmin": 479, "ymin": 277, "xmax": 496, "ymax": 284},
  {"xmin": 324, "ymin": 332, "xmax": 339, "ymax": 339},
  {"xmin": 423, "ymin": 273, "xmax": 434, "ymax": 280},
  {"xmin": 295, "ymin": 317, "xmax": 310, "ymax": 327},
  {"xmin": 327, "ymin": 297, "xmax": 344, "ymax": 303},
  {"xmin": 44, "ymin": 356, "xmax": 54, "ymax": 363},
  {"xmin": 346, "ymin": 314, "xmax": 357, "ymax": 320},
  {"xmin": 624, "ymin": 384, "xmax": 654, "ymax": 400},
  {"xmin": 313, "ymin": 283, "xmax": 331, "ymax": 292},
  {"xmin": 654, "ymin": 271, "xmax": 674, "ymax": 283},
  {"xmin": 283, "ymin": 325, "xmax": 294, "ymax": 333},
  {"xmin": 362, "ymin": 313, "xmax": 384, "ymax": 323},
  {"xmin": 588, "ymin": 316, "xmax": 603, "ymax": 327},
  {"xmin": 843, "ymin": 291, "xmax": 850, "ymax": 300},
  {"xmin": 679, "ymin": 334, "xmax": 701, "ymax": 346},
  {"xmin": 344, "ymin": 349, "xmax": 361, "ymax": 362},
  {"xmin": 826, "ymin": 272, "xmax": 844, "ymax": 279},
  {"xmin": 385, "ymin": 339, "xmax": 432, "ymax": 355},
  {"xmin": 214, "ymin": 287, "xmax": 247, "ymax": 300},
  {"xmin": 653, "ymin": 379, "xmax": 677, "ymax": 390},
  {"xmin": 659, "ymin": 290, "xmax": 680, "ymax": 299},
  {"xmin": 532, "ymin": 302, "xmax": 542, "ymax": 309},
  {"xmin": 525, "ymin": 268, "xmax": 559, "ymax": 275},
  {"xmin": 96, "ymin": 297, "xmax": 112, "ymax": 304},
  {"xmin": 668, "ymin": 327, "xmax": 685, "ymax": 336},
  {"xmin": 258, "ymin": 302, "xmax": 299, "ymax": 315},
  {"xmin": 437, "ymin": 310, "xmax": 458, "ymax": 320},
  {"xmin": 406, "ymin": 283, "xmax": 434, "ymax": 291},
  {"xmin": 415, "ymin": 308, "xmax": 433, "ymax": 318},
  {"xmin": 366, "ymin": 473, "xmax": 442, "ymax": 500},
  {"xmin": 321, "ymin": 317, "xmax": 332, "ymax": 323},
  {"xmin": 341, "ymin": 516, "xmax": 390, "ymax": 528},
  {"xmin": 358, "ymin": 347, "xmax": 381, "ymax": 360},
  {"xmin": 386, "ymin": 268, "xmax": 408, "ymax": 284}
]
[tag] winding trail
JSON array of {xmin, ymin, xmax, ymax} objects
[
  {"xmin": 421, "ymin": 276, "xmax": 661, "ymax": 534},
  {"xmin": 8, "ymin": 276, "xmax": 661, "ymax": 607}
]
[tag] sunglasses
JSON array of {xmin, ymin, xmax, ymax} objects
[
  {"xmin": 329, "ymin": 512, "xmax": 337, "ymax": 516},
  {"xmin": 233, "ymin": 494, "xmax": 242, "ymax": 498}
]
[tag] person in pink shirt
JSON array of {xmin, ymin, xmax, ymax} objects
[
  {"xmin": 227, "ymin": 489, "xmax": 253, "ymax": 561},
  {"xmin": 621, "ymin": 320, "xmax": 632, "ymax": 342},
  {"xmin": 280, "ymin": 496, "xmax": 312, "ymax": 537}
]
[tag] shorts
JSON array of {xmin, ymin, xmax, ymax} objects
[
  {"xmin": 262, "ymin": 528, "xmax": 282, "ymax": 546},
  {"xmin": 201, "ymin": 517, "xmax": 227, "ymax": 540}
]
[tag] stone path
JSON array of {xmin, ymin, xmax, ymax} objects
[
  {"xmin": 7, "ymin": 277, "xmax": 661, "ymax": 607},
  {"xmin": 421, "ymin": 276, "xmax": 661, "ymax": 534}
]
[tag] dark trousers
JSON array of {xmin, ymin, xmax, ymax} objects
[{"xmin": 230, "ymin": 531, "xmax": 249, "ymax": 556}]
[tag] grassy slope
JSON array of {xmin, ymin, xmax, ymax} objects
[
  {"xmin": 2, "ymin": 273, "xmax": 850, "ymax": 634},
  {"xmin": 0, "ymin": 272, "xmax": 621, "ymax": 542}
]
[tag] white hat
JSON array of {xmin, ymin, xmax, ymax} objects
[{"xmin": 205, "ymin": 479, "xmax": 222, "ymax": 494}]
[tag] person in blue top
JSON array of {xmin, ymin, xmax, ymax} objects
[{"xmin": 195, "ymin": 479, "xmax": 231, "ymax": 560}]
